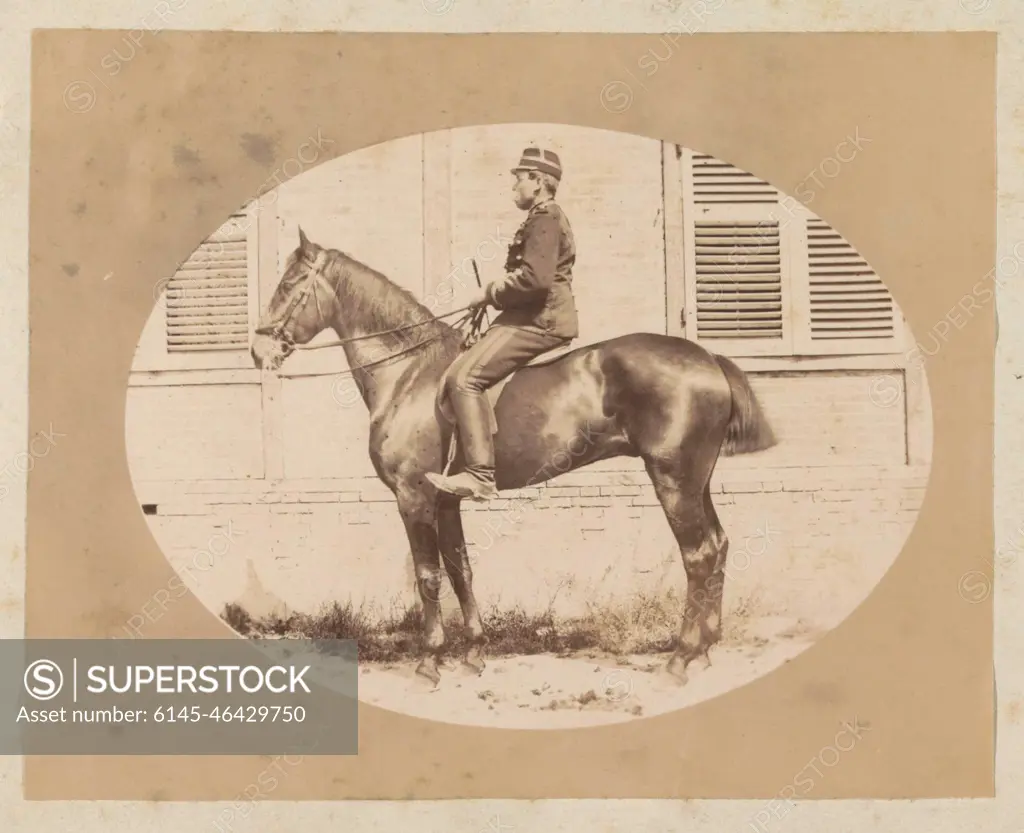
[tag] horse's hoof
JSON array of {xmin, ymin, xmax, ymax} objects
[
  {"xmin": 462, "ymin": 649, "xmax": 486, "ymax": 676},
  {"xmin": 415, "ymin": 657, "xmax": 441, "ymax": 687},
  {"xmin": 663, "ymin": 654, "xmax": 690, "ymax": 685},
  {"xmin": 462, "ymin": 658, "xmax": 486, "ymax": 676}
]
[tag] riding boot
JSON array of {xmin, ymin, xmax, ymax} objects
[{"xmin": 426, "ymin": 389, "xmax": 498, "ymax": 501}]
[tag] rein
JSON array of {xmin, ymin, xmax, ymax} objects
[
  {"xmin": 291, "ymin": 303, "xmax": 479, "ymax": 352},
  {"xmin": 254, "ymin": 248, "xmax": 487, "ymax": 377}
]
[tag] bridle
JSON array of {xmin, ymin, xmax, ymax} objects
[
  {"xmin": 253, "ymin": 250, "xmax": 334, "ymax": 350},
  {"xmin": 253, "ymin": 248, "xmax": 484, "ymax": 374}
]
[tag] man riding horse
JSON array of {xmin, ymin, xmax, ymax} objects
[
  {"xmin": 251, "ymin": 141, "xmax": 777, "ymax": 686},
  {"xmin": 425, "ymin": 146, "xmax": 580, "ymax": 501}
]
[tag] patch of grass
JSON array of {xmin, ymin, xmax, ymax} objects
[
  {"xmin": 222, "ymin": 599, "xmax": 423, "ymax": 662},
  {"xmin": 222, "ymin": 603, "xmax": 254, "ymax": 635},
  {"xmin": 579, "ymin": 588, "xmax": 682, "ymax": 654},
  {"xmin": 720, "ymin": 584, "xmax": 767, "ymax": 645},
  {"xmin": 222, "ymin": 587, "xmax": 694, "ymax": 662}
]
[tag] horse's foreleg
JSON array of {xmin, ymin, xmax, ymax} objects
[
  {"xmin": 399, "ymin": 499, "xmax": 445, "ymax": 686},
  {"xmin": 437, "ymin": 497, "xmax": 487, "ymax": 674},
  {"xmin": 647, "ymin": 462, "xmax": 721, "ymax": 685}
]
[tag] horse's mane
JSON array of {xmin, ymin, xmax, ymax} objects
[{"xmin": 320, "ymin": 248, "xmax": 463, "ymax": 364}]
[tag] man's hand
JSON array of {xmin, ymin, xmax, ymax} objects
[
  {"xmin": 463, "ymin": 286, "xmax": 488, "ymax": 308},
  {"xmin": 465, "ymin": 280, "xmax": 501, "ymax": 309}
]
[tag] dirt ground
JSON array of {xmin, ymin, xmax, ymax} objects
[{"xmin": 357, "ymin": 613, "xmax": 823, "ymax": 729}]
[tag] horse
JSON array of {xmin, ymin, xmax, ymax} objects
[{"xmin": 250, "ymin": 227, "xmax": 778, "ymax": 686}]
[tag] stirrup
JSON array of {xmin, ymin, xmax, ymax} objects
[{"xmin": 426, "ymin": 470, "xmax": 498, "ymax": 501}]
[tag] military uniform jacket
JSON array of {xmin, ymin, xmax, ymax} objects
[{"xmin": 484, "ymin": 199, "xmax": 579, "ymax": 340}]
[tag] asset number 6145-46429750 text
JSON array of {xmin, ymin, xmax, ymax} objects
[{"xmin": 152, "ymin": 705, "xmax": 307, "ymax": 723}]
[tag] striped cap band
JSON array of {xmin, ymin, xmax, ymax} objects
[{"xmin": 510, "ymin": 147, "xmax": 562, "ymax": 181}]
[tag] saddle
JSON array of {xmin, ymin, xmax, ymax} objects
[{"xmin": 436, "ymin": 339, "xmax": 577, "ymax": 432}]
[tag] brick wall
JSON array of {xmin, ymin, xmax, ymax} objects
[
  {"xmin": 138, "ymin": 464, "xmax": 927, "ymax": 625},
  {"xmin": 747, "ymin": 370, "xmax": 908, "ymax": 466},
  {"xmin": 125, "ymin": 363, "xmax": 909, "ymax": 488},
  {"xmin": 125, "ymin": 383, "xmax": 264, "ymax": 481}
]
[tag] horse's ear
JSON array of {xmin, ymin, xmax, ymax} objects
[{"xmin": 297, "ymin": 226, "xmax": 310, "ymax": 253}]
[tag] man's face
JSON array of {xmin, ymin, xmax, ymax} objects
[{"xmin": 511, "ymin": 170, "xmax": 540, "ymax": 209}]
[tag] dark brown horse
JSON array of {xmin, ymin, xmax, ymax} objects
[{"xmin": 250, "ymin": 228, "xmax": 777, "ymax": 685}]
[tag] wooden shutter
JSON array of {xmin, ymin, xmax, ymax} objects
[
  {"xmin": 132, "ymin": 204, "xmax": 260, "ymax": 372},
  {"xmin": 692, "ymin": 217, "xmax": 785, "ymax": 341},
  {"xmin": 680, "ymin": 149, "xmax": 795, "ymax": 356},
  {"xmin": 691, "ymin": 152, "xmax": 780, "ymax": 204},
  {"xmin": 791, "ymin": 215, "xmax": 904, "ymax": 355},
  {"xmin": 165, "ymin": 214, "xmax": 251, "ymax": 353}
]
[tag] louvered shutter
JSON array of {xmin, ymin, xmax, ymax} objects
[
  {"xmin": 790, "ymin": 215, "xmax": 905, "ymax": 355},
  {"xmin": 692, "ymin": 218, "xmax": 785, "ymax": 341},
  {"xmin": 691, "ymin": 152, "xmax": 780, "ymax": 204},
  {"xmin": 165, "ymin": 214, "xmax": 252, "ymax": 353},
  {"xmin": 131, "ymin": 206, "xmax": 260, "ymax": 372},
  {"xmin": 681, "ymin": 148, "xmax": 795, "ymax": 356}
]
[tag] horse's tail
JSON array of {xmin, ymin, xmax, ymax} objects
[{"xmin": 713, "ymin": 354, "xmax": 778, "ymax": 457}]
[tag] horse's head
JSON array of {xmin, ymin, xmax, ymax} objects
[{"xmin": 251, "ymin": 226, "xmax": 338, "ymax": 371}]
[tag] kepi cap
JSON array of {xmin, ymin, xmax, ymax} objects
[{"xmin": 510, "ymin": 147, "xmax": 562, "ymax": 181}]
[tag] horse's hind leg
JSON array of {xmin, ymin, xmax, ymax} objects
[
  {"xmin": 437, "ymin": 497, "xmax": 487, "ymax": 674},
  {"xmin": 702, "ymin": 483, "xmax": 729, "ymax": 648},
  {"xmin": 646, "ymin": 460, "xmax": 724, "ymax": 684}
]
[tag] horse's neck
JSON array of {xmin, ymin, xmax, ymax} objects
[{"xmin": 327, "ymin": 253, "xmax": 456, "ymax": 414}]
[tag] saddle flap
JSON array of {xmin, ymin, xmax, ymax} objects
[{"xmin": 523, "ymin": 339, "xmax": 576, "ymax": 367}]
